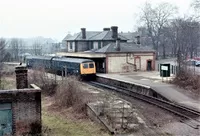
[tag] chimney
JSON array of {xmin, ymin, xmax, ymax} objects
[
  {"xmin": 15, "ymin": 66, "xmax": 28, "ymax": 89},
  {"xmin": 135, "ymin": 35, "xmax": 140, "ymax": 45},
  {"xmin": 115, "ymin": 38, "xmax": 120, "ymax": 51},
  {"xmin": 81, "ymin": 28, "xmax": 86, "ymax": 39},
  {"xmin": 103, "ymin": 28, "xmax": 110, "ymax": 31},
  {"xmin": 111, "ymin": 26, "xmax": 118, "ymax": 39}
]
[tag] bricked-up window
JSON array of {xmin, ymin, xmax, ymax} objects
[{"xmin": 70, "ymin": 42, "xmax": 73, "ymax": 49}]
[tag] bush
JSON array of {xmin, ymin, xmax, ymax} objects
[
  {"xmin": 29, "ymin": 69, "xmax": 89, "ymax": 114},
  {"xmin": 54, "ymin": 76, "xmax": 88, "ymax": 114},
  {"xmin": 28, "ymin": 68, "xmax": 57, "ymax": 96},
  {"xmin": 173, "ymin": 69, "xmax": 200, "ymax": 94}
]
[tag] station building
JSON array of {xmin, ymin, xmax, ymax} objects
[{"xmin": 60, "ymin": 26, "xmax": 155, "ymax": 73}]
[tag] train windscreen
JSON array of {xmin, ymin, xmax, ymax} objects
[
  {"xmin": 89, "ymin": 63, "xmax": 94, "ymax": 68},
  {"xmin": 83, "ymin": 63, "xmax": 88, "ymax": 68}
]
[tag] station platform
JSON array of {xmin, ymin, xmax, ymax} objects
[{"xmin": 97, "ymin": 72, "xmax": 200, "ymax": 112}]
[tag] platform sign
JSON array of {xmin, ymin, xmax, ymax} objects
[
  {"xmin": 160, "ymin": 64, "xmax": 170, "ymax": 77},
  {"xmin": 161, "ymin": 66, "xmax": 168, "ymax": 71}
]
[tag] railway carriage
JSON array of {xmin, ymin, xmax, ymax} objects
[{"xmin": 26, "ymin": 56, "xmax": 96, "ymax": 79}]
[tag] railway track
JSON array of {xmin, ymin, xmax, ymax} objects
[{"xmin": 88, "ymin": 81, "xmax": 200, "ymax": 129}]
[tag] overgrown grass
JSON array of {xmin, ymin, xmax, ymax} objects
[
  {"xmin": 42, "ymin": 110, "xmax": 110, "ymax": 136},
  {"xmin": 0, "ymin": 76, "xmax": 16, "ymax": 89}
]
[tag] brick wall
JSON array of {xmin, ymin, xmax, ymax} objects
[{"xmin": 0, "ymin": 88, "xmax": 41, "ymax": 135}]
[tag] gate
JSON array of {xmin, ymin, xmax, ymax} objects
[{"xmin": 0, "ymin": 103, "xmax": 12, "ymax": 136}]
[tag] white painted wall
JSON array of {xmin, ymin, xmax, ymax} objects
[
  {"xmin": 107, "ymin": 53, "xmax": 154, "ymax": 73},
  {"xmin": 140, "ymin": 55, "xmax": 154, "ymax": 70},
  {"xmin": 93, "ymin": 42, "xmax": 98, "ymax": 49},
  {"xmin": 67, "ymin": 42, "xmax": 75, "ymax": 52},
  {"xmin": 107, "ymin": 54, "xmax": 134, "ymax": 73}
]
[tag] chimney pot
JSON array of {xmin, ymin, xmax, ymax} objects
[
  {"xmin": 81, "ymin": 28, "xmax": 86, "ymax": 39},
  {"xmin": 111, "ymin": 26, "xmax": 118, "ymax": 39}
]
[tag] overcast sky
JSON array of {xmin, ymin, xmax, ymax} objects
[{"xmin": 0, "ymin": 0, "xmax": 193, "ymax": 41}]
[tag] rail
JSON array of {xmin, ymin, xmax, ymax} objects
[{"xmin": 88, "ymin": 81, "xmax": 200, "ymax": 129}]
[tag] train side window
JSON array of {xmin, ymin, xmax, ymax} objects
[
  {"xmin": 83, "ymin": 63, "xmax": 88, "ymax": 68},
  {"xmin": 89, "ymin": 63, "xmax": 94, "ymax": 68}
]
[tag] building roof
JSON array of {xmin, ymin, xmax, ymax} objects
[
  {"xmin": 65, "ymin": 31, "xmax": 128, "ymax": 41},
  {"xmin": 66, "ymin": 32, "xmax": 100, "ymax": 41},
  {"xmin": 62, "ymin": 34, "xmax": 72, "ymax": 41},
  {"xmin": 95, "ymin": 42, "xmax": 155, "ymax": 53},
  {"xmin": 89, "ymin": 31, "xmax": 128, "ymax": 41}
]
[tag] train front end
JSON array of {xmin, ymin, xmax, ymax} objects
[{"xmin": 80, "ymin": 61, "xmax": 96, "ymax": 80}]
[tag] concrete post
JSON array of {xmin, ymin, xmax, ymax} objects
[{"xmin": 15, "ymin": 66, "xmax": 28, "ymax": 89}]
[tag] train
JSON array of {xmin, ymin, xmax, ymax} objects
[{"xmin": 26, "ymin": 56, "xmax": 96, "ymax": 79}]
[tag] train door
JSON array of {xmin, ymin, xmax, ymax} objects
[{"xmin": 0, "ymin": 103, "xmax": 12, "ymax": 136}]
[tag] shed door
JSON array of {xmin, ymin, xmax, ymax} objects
[{"xmin": 0, "ymin": 103, "xmax": 12, "ymax": 136}]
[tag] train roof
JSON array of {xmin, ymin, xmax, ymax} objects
[
  {"xmin": 26, "ymin": 56, "xmax": 52, "ymax": 60},
  {"xmin": 26, "ymin": 56, "xmax": 94, "ymax": 63},
  {"xmin": 53, "ymin": 57, "xmax": 93, "ymax": 63}
]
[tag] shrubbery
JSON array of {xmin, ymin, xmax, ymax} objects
[
  {"xmin": 29, "ymin": 69, "xmax": 88, "ymax": 114},
  {"xmin": 54, "ymin": 77, "xmax": 88, "ymax": 113},
  {"xmin": 173, "ymin": 69, "xmax": 200, "ymax": 94}
]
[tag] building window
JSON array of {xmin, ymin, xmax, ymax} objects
[
  {"xmin": 98, "ymin": 41, "xmax": 101, "ymax": 49},
  {"xmin": 91, "ymin": 44, "xmax": 94, "ymax": 49},
  {"xmin": 70, "ymin": 42, "xmax": 73, "ymax": 49},
  {"xmin": 89, "ymin": 42, "xmax": 93, "ymax": 49}
]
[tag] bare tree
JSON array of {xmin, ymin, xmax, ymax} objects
[
  {"xmin": 163, "ymin": 18, "xmax": 200, "ymax": 73},
  {"xmin": 18, "ymin": 39, "xmax": 26, "ymax": 62},
  {"xmin": 10, "ymin": 38, "xmax": 19, "ymax": 61},
  {"xmin": 0, "ymin": 38, "xmax": 6, "ymax": 89},
  {"xmin": 139, "ymin": 2, "xmax": 177, "ymax": 59},
  {"xmin": 191, "ymin": 0, "xmax": 200, "ymax": 10},
  {"xmin": 32, "ymin": 40, "xmax": 42, "ymax": 55},
  {"xmin": 169, "ymin": 19, "xmax": 200, "ymax": 58}
]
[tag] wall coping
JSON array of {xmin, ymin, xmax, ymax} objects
[{"xmin": 0, "ymin": 84, "xmax": 41, "ymax": 94}]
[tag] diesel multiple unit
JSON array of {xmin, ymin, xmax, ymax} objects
[{"xmin": 26, "ymin": 56, "xmax": 96, "ymax": 79}]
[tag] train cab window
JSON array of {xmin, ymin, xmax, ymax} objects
[
  {"xmin": 89, "ymin": 63, "xmax": 94, "ymax": 68},
  {"xmin": 83, "ymin": 63, "xmax": 88, "ymax": 68}
]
